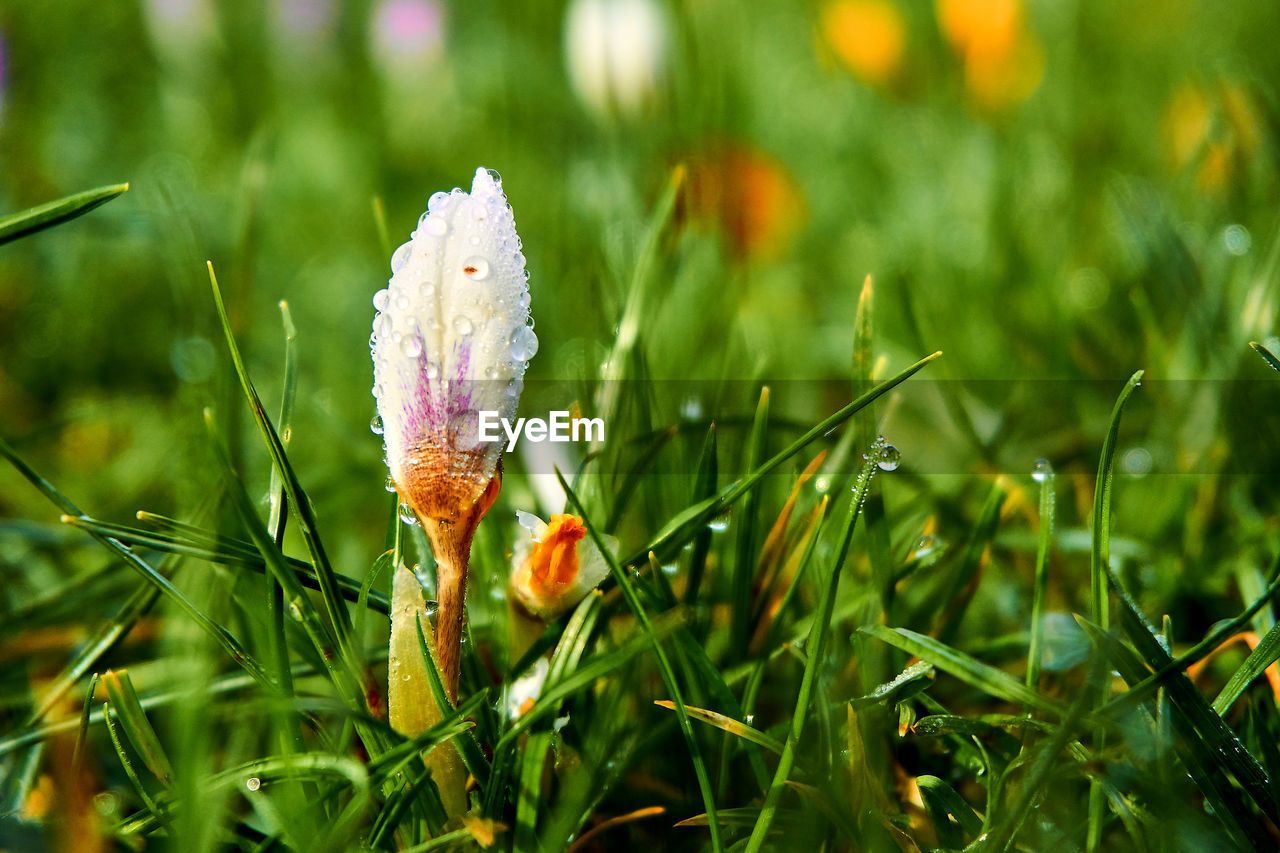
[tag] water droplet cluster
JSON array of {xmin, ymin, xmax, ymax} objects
[
  {"xmin": 369, "ymin": 167, "xmax": 537, "ymax": 506},
  {"xmin": 862, "ymin": 435, "xmax": 901, "ymax": 472}
]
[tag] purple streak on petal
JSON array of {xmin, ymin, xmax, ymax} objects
[{"xmin": 397, "ymin": 329, "xmax": 477, "ymax": 445}]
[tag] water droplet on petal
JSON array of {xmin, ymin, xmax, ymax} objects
[
  {"xmin": 373, "ymin": 289, "xmax": 390, "ymax": 312},
  {"xmin": 400, "ymin": 337, "xmax": 422, "ymax": 358},
  {"xmin": 246, "ymin": 777, "xmax": 262, "ymax": 792},
  {"xmin": 1032, "ymin": 458, "xmax": 1053, "ymax": 482},
  {"xmin": 427, "ymin": 192, "xmax": 450, "ymax": 214},
  {"xmin": 453, "ymin": 315, "xmax": 474, "ymax": 336},
  {"xmin": 424, "ymin": 599, "xmax": 439, "ymax": 618},
  {"xmin": 462, "ymin": 257, "xmax": 491, "ymax": 280},
  {"xmin": 420, "ymin": 214, "xmax": 448, "ymax": 237},
  {"xmin": 399, "ymin": 503, "xmax": 419, "ymax": 526},
  {"xmin": 509, "ymin": 326, "xmax": 539, "ymax": 360},
  {"xmin": 425, "ymin": 361, "xmax": 440, "ymax": 379},
  {"xmin": 391, "ymin": 242, "xmax": 412, "ymax": 274},
  {"xmin": 370, "ymin": 415, "xmax": 384, "ymax": 435},
  {"xmin": 384, "ymin": 476, "xmax": 397, "ymax": 493},
  {"xmin": 506, "ymin": 377, "xmax": 524, "ymax": 397}
]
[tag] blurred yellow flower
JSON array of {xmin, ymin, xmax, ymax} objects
[
  {"xmin": 937, "ymin": 0, "xmax": 1019, "ymax": 59},
  {"xmin": 963, "ymin": 31, "xmax": 1043, "ymax": 110},
  {"xmin": 936, "ymin": 0, "xmax": 1043, "ymax": 109},
  {"xmin": 1164, "ymin": 81, "xmax": 1261, "ymax": 194},
  {"xmin": 820, "ymin": 0, "xmax": 906, "ymax": 86}
]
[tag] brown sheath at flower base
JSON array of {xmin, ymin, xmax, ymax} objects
[{"xmin": 410, "ymin": 471, "xmax": 501, "ymax": 701}]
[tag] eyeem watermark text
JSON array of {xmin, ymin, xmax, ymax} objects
[{"xmin": 478, "ymin": 410, "xmax": 604, "ymax": 451}]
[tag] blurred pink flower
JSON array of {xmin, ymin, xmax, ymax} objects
[{"xmin": 371, "ymin": 0, "xmax": 445, "ymax": 64}]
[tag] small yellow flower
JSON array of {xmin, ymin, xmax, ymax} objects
[
  {"xmin": 510, "ymin": 512, "xmax": 615, "ymax": 621},
  {"xmin": 820, "ymin": 0, "xmax": 906, "ymax": 87}
]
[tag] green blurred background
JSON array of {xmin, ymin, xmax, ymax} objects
[
  {"xmin": 4, "ymin": 0, "xmax": 1280, "ymax": 576},
  {"xmin": 3, "ymin": 0, "xmax": 1280, "ymax": 621},
  {"xmin": 4, "ymin": 0, "xmax": 1280, "ymax": 847}
]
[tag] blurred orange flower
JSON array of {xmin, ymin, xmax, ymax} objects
[
  {"xmin": 820, "ymin": 0, "xmax": 906, "ymax": 86},
  {"xmin": 936, "ymin": 0, "xmax": 1043, "ymax": 109},
  {"xmin": 510, "ymin": 512, "xmax": 615, "ymax": 620},
  {"xmin": 684, "ymin": 144, "xmax": 805, "ymax": 262}
]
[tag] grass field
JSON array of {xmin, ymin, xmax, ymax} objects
[{"xmin": 3, "ymin": 1, "xmax": 1280, "ymax": 850}]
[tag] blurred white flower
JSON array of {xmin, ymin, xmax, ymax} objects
[
  {"xmin": 371, "ymin": 167, "xmax": 536, "ymax": 522},
  {"xmin": 564, "ymin": 0, "xmax": 668, "ymax": 119},
  {"xmin": 142, "ymin": 0, "xmax": 216, "ymax": 60},
  {"xmin": 506, "ymin": 657, "xmax": 549, "ymax": 719},
  {"xmin": 272, "ymin": 0, "xmax": 337, "ymax": 54},
  {"xmin": 509, "ymin": 511, "xmax": 616, "ymax": 621}
]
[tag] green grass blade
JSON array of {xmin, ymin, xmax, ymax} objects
[
  {"xmin": 1213, "ymin": 620, "xmax": 1280, "ymax": 714},
  {"xmin": 744, "ymin": 451, "xmax": 881, "ymax": 853},
  {"xmin": 860, "ymin": 626, "xmax": 1064, "ymax": 716},
  {"xmin": 1026, "ymin": 463, "xmax": 1056, "ymax": 692},
  {"xmin": 1097, "ymin": 552, "xmax": 1280, "ymax": 719},
  {"xmin": 557, "ymin": 469, "xmax": 724, "ymax": 853},
  {"xmin": 515, "ymin": 730, "xmax": 553, "ymax": 851},
  {"xmin": 684, "ymin": 422, "xmax": 718, "ymax": 605},
  {"xmin": 72, "ymin": 672, "xmax": 100, "ymax": 770},
  {"xmin": 654, "ymin": 700, "xmax": 784, "ymax": 755},
  {"xmin": 1092, "ymin": 370, "xmax": 1143, "ymax": 630},
  {"xmin": 731, "ymin": 388, "xmax": 770, "ymax": 657},
  {"xmin": 847, "ymin": 660, "xmax": 935, "ymax": 710},
  {"xmin": 413, "ymin": 614, "xmax": 491, "ymax": 787},
  {"xmin": 206, "ymin": 412, "xmax": 374, "ymax": 722},
  {"xmin": 1087, "ymin": 369, "xmax": 1143, "ymax": 852},
  {"xmin": 267, "ymin": 299, "xmax": 299, "ymax": 543},
  {"xmin": 60, "ymin": 513, "xmax": 389, "ymax": 613},
  {"xmin": 206, "ymin": 262, "xmax": 355, "ymax": 656},
  {"xmin": 936, "ymin": 480, "xmax": 1006, "ymax": 645},
  {"xmin": 0, "ymin": 182, "xmax": 129, "ymax": 246},
  {"xmin": 26, "ymin": 580, "xmax": 160, "ymax": 726},
  {"xmin": 104, "ymin": 703, "xmax": 166, "ymax": 824},
  {"xmin": 1250, "ymin": 341, "xmax": 1280, "ymax": 372},
  {"xmin": 629, "ymin": 351, "xmax": 942, "ymax": 565},
  {"xmin": 596, "ymin": 167, "xmax": 684, "ymax": 436},
  {"xmin": 1106, "ymin": 573, "xmax": 1279, "ymax": 827},
  {"xmin": 102, "ymin": 670, "xmax": 173, "ymax": 786},
  {"xmin": 917, "ymin": 774, "xmax": 981, "ymax": 846},
  {"xmin": 1076, "ymin": 618, "xmax": 1272, "ymax": 850}
]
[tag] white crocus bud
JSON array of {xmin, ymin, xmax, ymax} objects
[
  {"xmin": 375, "ymin": 167, "xmax": 536, "ymax": 735},
  {"xmin": 371, "ymin": 166, "xmax": 536, "ymax": 525},
  {"xmin": 564, "ymin": 0, "xmax": 668, "ymax": 119}
]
